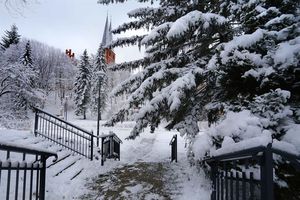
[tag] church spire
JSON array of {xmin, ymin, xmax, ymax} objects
[
  {"xmin": 108, "ymin": 17, "xmax": 113, "ymax": 44},
  {"xmin": 101, "ymin": 14, "xmax": 115, "ymax": 65},
  {"xmin": 101, "ymin": 15, "xmax": 112, "ymax": 47}
]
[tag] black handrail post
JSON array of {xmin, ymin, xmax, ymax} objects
[
  {"xmin": 39, "ymin": 155, "xmax": 46, "ymax": 200},
  {"xmin": 101, "ymin": 137, "xmax": 104, "ymax": 166},
  {"xmin": 96, "ymin": 121, "xmax": 100, "ymax": 147},
  {"xmin": 118, "ymin": 140, "xmax": 121, "ymax": 161},
  {"xmin": 175, "ymin": 135, "xmax": 177, "ymax": 162},
  {"xmin": 211, "ymin": 162, "xmax": 217, "ymax": 200},
  {"xmin": 96, "ymin": 78, "xmax": 101, "ymax": 148},
  {"xmin": 170, "ymin": 134, "xmax": 177, "ymax": 162},
  {"xmin": 261, "ymin": 143, "xmax": 274, "ymax": 200},
  {"xmin": 90, "ymin": 133, "xmax": 94, "ymax": 161},
  {"xmin": 34, "ymin": 109, "xmax": 39, "ymax": 137}
]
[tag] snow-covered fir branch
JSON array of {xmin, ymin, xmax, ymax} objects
[{"xmin": 109, "ymin": 35, "xmax": 146, "ymax": 48}]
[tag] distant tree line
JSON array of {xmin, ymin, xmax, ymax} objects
[{"xmin": 0, "ymin": 24, "xmax": 76, "ymax": 128}]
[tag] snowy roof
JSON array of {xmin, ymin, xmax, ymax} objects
[{"xmin": 101, "ymin": 15, "xmax": 113, "ymax": 47}]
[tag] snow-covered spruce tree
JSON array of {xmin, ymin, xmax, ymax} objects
[
  {"xmin": 74, "ymin": 49, "xmax": 92, "ymax": 119},
  {"xmin": 90, "ymin": 45, "xmax": 108, "ymax": 119},
  {"xmin": 13, "ymin": 40, "xmax": 41, "ymax": 112},
  {"xmin": 101, "ymin": 0, "xmax": 299, "ymax": 164},
  {"xmin": 21, "ymin": 40, "xmax": 33, "ymax": 66},
  {"xmin": 207, "ymin": 0, "xmax": 300, "ymax": 144},
  {"xmin": 0, "ymin": 24, "xmax": 21, "ymax": 51},
  {"xmin": 98, "ymin": 0, "xmax": 231, "ymax": 140},
  {"xmin": 20, "ymin": 40, "xmax": 37, "ymax": 86},
  {"xmin": 202, "ymin": 1, "xmax": 300, "ymax": 196}
]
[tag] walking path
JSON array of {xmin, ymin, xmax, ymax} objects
[
  {"xmin": 75, "ymin": 120, "xmax": 211, "ymax": 200},
  {"xmin": 0, "ymin": 120, "xmax": 211, "ymax": 199}
]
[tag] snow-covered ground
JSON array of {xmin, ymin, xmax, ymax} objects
[{"xmin": 0, "ymin": 118, "xmax": 211, "ymax": 199}]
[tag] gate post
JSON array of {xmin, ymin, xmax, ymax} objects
[
  {"xmin": 211, "ymin": 162, "xmax": 217, "ymax": 200},
  {"xmin": 34, "ymin": 108, "xmax": 39, "ymax": 136},
  {"xmin": 101, "ymin": 137, "xmax": 104, "ymax": 166},
  {"xmin": 174, "ymin": 135, "xmax": 177, "ymax": 162},
  {"xmin": 90, "ymin": 132, "xmax": 94, "ymax": 161},
  {"xmin": 170, "ymin": 135, "xmax": 177, "ymax": 162},
  {"xmin": 261, "ymin": 143, "xmax": 274, "ymax": 200},
  {"xmin": 39, "ymin": 155, "xmax": 46, "ymax": 200}
]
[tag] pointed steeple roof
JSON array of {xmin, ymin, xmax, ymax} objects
[
  {"xmin": 108, "ymin": 18, "xmax": 113, "ymax": 44},
  {"xmin": 101, "ymin": 15, "xmax": 113, "ymax": 47}
]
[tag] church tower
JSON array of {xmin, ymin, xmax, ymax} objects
[{"xmin": 102, "ymin": 16, "xmax": 115, "ymax": 65}]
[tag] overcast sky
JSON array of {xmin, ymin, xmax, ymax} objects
[{"xmin": 0, "ymin": 0, "xmax": 150, "ymax": 63}]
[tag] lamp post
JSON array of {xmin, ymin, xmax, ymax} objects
[
  {"xmin": 96, "ymin": 76, "xmax": 102, "ymax": 147},
  {"xmin": 63, "ymin": 96, "xmax": 68, "ymax": 121}
]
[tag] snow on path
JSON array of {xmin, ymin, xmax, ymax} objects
[{"xmin": 72, "ymin": 120, "xmax": 186, "ymax": 163}]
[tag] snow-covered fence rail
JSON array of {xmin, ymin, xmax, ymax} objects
[
  {"xmin": 0, "ymin": 142, "xmax": 57, "ymax": 200},
  {"xmin": 34, "ymin": 107, "xmax": 96, "ymax": 160},
  {"xmin": 169, "ymin": 135, "xmax": 177, "ymax": 162},
  {"xmin": 202, "ymin": 143, "xmax": 300, "ymax": 200}
]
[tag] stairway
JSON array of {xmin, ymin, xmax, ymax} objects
[
  {"xmin": 8, "ymin": 134, "xmax": 99, "ymax": 181},
  {"xmin": 27, "ymin": 107, "xmax": 104, "ymax": 182}
]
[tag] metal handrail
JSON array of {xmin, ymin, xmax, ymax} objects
[
  {"xmin": 202, "ymin": 145, "xmax": 300, "ymax": 163},
  {"xmin": 202, "ymin": 146, "xmax": 266, "ymax": 162},
  {"xmin": 202, "ymin": 143, "xmax": 300, "ymax": 200},
  {"xmin": 34, "ymin": 107, "xmax": 95, "ymax": 160},
  {"xmin": 0, "ymin": 142, "xmax": 57, "ymax": 160},
  {"xmin": 34, "ymin": 107, "xmax": 93, "ymax": 136},
  {"xmin": 0, "ymin": 141, "xmax": 57, "ymax": 200}
]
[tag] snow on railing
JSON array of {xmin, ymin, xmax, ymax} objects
[
  {"xmin": 202, "ymin": 143, "xmax": 300, "ymax": 200},
  {"xmin": 0, "ymin": 141, "xmax": 57, "ymax": 200}
]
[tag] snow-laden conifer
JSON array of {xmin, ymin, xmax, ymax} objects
[
  {"xmin": 74, "ymin": 49, "xmax": 91, "ymax": 119},
  {"xmin": 20, "ymin": 40, "xmax": 37, "ymax": 87},
  {"xmin": 90, "ymin": 45, "xmax": 108, "ymax": 119},
  {"xmin": 21, "ymin": 41, "xmax": 33, "ymax": 66},
  {"xmin": 98, "ymin": 0, "xmax": 231, "ymax": 139},
  {"xmin": 0, "ymin": 43, "xmax": 43, "ymax": 116},
  {"xmin": 0, "ymin": 24, "xmax": 21, "ymax": 50},
  {"xmin": 100, "ymin": 0, "xmax": 300, "ymax": 162},
  {"xmin": 206, "ymin": 0, "xmax": 300, "ymax": 146}
]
